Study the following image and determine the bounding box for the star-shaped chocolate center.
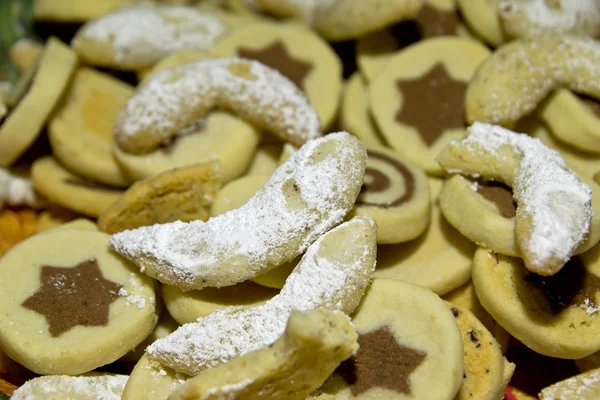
[237,41,313,91]
[335,326,427,395]
[476,180,517,219]
[22,259,122,337]
[395,63,467,147]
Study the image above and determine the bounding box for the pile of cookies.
[2,0,600,399]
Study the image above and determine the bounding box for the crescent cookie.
[466,35,600,127]
[110,132,366,291]
[456,0,507,47]
[437,123,593,276]
[210,22,342,130]
[114,57,321,154]
[369,37,490,175]
[539,368,600,400]
[71,4,228,71]
[146,216,377,375]
[122,354,187,400]
[0,168,41,210]
[11,374,128,400]
[340,73,384,147]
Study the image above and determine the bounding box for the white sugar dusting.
[540,368,600,399]
[0,168,40,210]
[11,374,128,400]
[205,378,254,398]
[145,217,376,375]
[118,273,151,310]
[581,298,600,315]
[452,123,592,271]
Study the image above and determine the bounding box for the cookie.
[472,245,600,359]
[137,49,214,85]
[0,229,158,375]
[147,216,377,375]
[31,157,123,218]
[48,67,133,187]
[50,218,98,233]
[0,38,77,167]
[9,38,43,73]
[244,144,280,177]
[11,374,128,400]
[122,354,186,400]
[111,132,367,291]
[122,309,179,363]
[449,304,514,400]
[72,4,228,70]
[340,73,384,148]
[170,309,357,400]
[314,278,464,399]
[98,161,220,234]
[369,37,490,175]
[539,368,600,400]
[0,168,41,210]
[210,22,342,130]
[456,0,506,47]
[33,0,134,22]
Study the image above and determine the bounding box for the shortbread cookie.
[0,229,158,374]
[170,310,357,400]
[466,36,600,127]
[369,37,490,175]
[114,58,321,154]
[472,246,600,359]
[499,0,600,40]
[437,123,593,276]
[49,67,133,187]
[576,350,600,373]
[98,161,220,234]
[33,0,134,21]
[245,145,280,177]
[123,354,187,400]
[123,310,179,363]
[112,111,260,183]
[111,132,366,291]
[11,374,128,400]
[147,216,377,375]
[315,278,464,400]
[0,168,41,210]
[9,38,43,73]
[456,0,506,47]
[210,22,341,130]
[348,148,430,244]
[72,4,227,70]
[0,38,77,167]
[340,73,384,147]
[539,368,600,400]
[449,304,514,400]
[31,157,123,218]
[137,49,214,85]
[50,218,98,232]
[162,281,277,325]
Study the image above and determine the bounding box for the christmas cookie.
[9,38,43,73]
[48,67,133,187]
[211,22,341,130]
[122,309,179,363]
[369,37,490,175]
[472,245,600,359]
[11,374,128,400]
[456,0,506,47]
[539,368,600,400]
[137,49,213,85]
[51,218,98,232]
[122,354,186,400]
[98,161,220,234]
[340,73,384,148]
[0,168,41,210]
[110,132,367,291]
[0,38,77,167]
[0,229,158,375]
[33,0,134,22]
[245,145,280,177]
[31,157,123,218]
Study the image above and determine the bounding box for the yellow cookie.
[122,309,179,363]
[456,0,507,47]
[539,368,600,400]
[244,144,280,177]
[122,354,187,400]
[33,0,135,21]
[11,374,129,400]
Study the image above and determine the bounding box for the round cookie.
[210,22,341,130]
[315,278,464,400]
[0,229,158,375]
[348,147,431,244]
[456,0,506,47]
[33,0,135,22]
[0,38,77,167]
[112,111,260,183]
[137,49,214,85]
[369,37,490,175]
[121,309,179,363]
[472,245,600,359]
[49,67,133,187]
[122,353,186,400]
[31,157,124,218]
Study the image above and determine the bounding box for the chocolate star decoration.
[336,326,427,396]
[395,63,467,147]
[237,41,313,91]
[22,259,122,337]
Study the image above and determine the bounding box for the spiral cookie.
[369,37,490,174]
[11,374,128,400]
[111,132,366,290]
[114,58,321,154]
[437,123,593,276]
[466,35,600,127]
[147,216,377,375]
[456,0,506,47]
[72,4,228,70]
[340,73,384,147]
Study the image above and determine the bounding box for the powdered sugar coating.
[110,132,366,290]
[114,57,321,154]
[11,374,128,400]
[146,216,377,375]
[0,168,40,210]
[539,368,600,399]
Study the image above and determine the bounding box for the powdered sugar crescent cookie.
[539,368,600,400]
[314,278,464,400]
[110,132,366,291]
[98,161,220,234]
[210,22,342,130]
[472,245,600,359]
[0,38,77,167]
[49,67,133,187]
[11,374,128,400]
[340,73,384,148]
[466,36,600,127]
[170,309,357,400]
[0,229,158,375]
[456,0,506,47]
[369,37,490,175]
[0,168,41,210]
[33,0,134,22]
[147,216,377,375]
[72,4,228,70]
[437,123,593,276]
[114,57,321,154]
[123,353,187,400]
